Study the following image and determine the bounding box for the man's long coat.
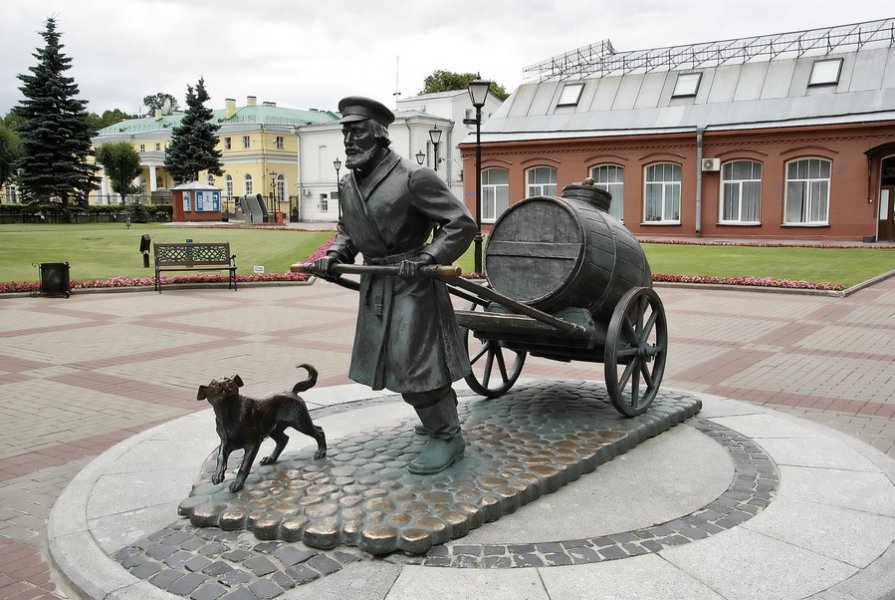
[327,149,477,393]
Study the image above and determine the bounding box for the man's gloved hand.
[311,254,341,278]
[398,253,435,279]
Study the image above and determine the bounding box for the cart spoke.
[643,307,658,339]
[636,296,648,336]
[470,344,489,365]
[493,346,510,383]
[640,360,654,389]
[621,318,640,346]
[617,357,638,390]
[630,367,641,407]
[482,349,495,386]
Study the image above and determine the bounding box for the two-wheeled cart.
[293,183,668,417]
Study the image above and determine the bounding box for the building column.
[149,165,158,192]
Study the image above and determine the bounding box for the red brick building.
[462,19,895,242]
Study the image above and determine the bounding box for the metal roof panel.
[612,74,644,110]
[634,72,666,108]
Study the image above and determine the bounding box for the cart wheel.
[604,287,667,417]
[460,301,526,398]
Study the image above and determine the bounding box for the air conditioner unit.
[702,158,721,172]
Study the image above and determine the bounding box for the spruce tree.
[164,78,223,184]
[15,17,99,207]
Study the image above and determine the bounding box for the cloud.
[2,0,892,116]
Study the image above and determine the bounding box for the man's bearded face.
[342,121,381,171]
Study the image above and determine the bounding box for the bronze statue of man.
[311,96,477,474]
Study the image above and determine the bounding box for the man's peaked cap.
[338,96,395,126]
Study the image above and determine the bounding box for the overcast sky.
[2,1,893,117]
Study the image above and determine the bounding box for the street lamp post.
[333,158,342,220]
[415,151,425,165]
[428,124,442,171]
[269,171,278,220]
[467,76,491,275]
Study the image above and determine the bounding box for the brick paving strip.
[1,276,892,598]
[113,385,777,598]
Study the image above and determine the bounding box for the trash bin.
[275,212,284,224]
[35,262,71,298]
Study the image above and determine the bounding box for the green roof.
[97,103,339,135]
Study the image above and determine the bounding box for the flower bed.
[651,273,844,291]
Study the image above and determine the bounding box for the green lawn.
[0,223,333,283]
[0,223,892,289]
[640,243,894,289]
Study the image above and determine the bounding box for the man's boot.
[408,391,465,474]
[412,393,459,435]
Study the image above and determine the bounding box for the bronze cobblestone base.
[178,381,701,555]
[112,383,784,598]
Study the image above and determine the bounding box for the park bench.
[153,242,237,292]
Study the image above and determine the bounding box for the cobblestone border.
[400,417,778,568]
[114,415,778,597]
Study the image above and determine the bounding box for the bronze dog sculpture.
[197,364,327,492]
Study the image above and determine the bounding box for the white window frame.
[244,174,253,195]
[557,83,584,107]
[672,72,702,97]
[643,163,681,223]
[784,158,831,225]
[277,174,286,201]
[809,58,842,86]
[275,136,285,149]
[526,166,557,197]
[224,137,232,150]
[481,168,509,223]
[590,164,624,221]
[242,135,250,149]
[206,174,215,186]
[719,160,762,224]
[224,174,233,200]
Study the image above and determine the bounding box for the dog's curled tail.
[293,363,318,393]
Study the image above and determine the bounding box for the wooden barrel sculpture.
[485,184,651,323]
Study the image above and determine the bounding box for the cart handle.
[291,261,589,338]
[290,262,461,278]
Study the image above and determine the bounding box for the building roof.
[398,90,469,103]
[482,18,895,142]
[96,103,338,137]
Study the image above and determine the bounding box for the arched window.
[590,164,624,221]
[526,166,557,197]
[644,163,681,223]
[244,174,253,195]
[277,174,286,202]
[206,174,215,186]
[785,158,830,224]
[224,174,233,200]
[481,168,509,222]
[720,160,762,224]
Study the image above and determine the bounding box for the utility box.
[172,181,223,222]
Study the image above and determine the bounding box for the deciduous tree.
[143,92,179,115]
[0,120,21,193]
[420,70,509,101]
[86,108,137,133]
[95,142,142,204]
[15,17,99,207]
[163,77,222,184]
